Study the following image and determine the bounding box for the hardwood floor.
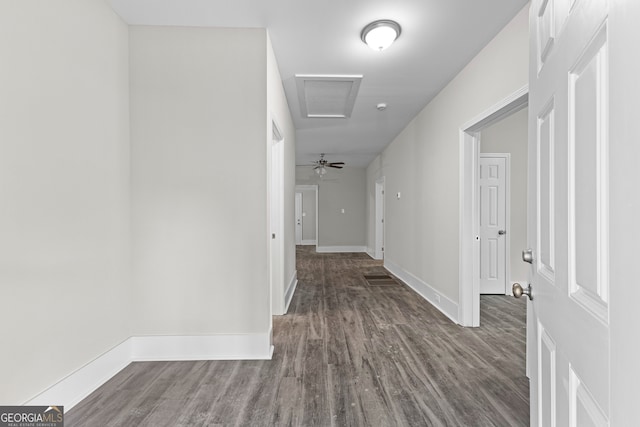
[67,247,529,426]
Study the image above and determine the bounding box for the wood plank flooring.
[66,247,529,426]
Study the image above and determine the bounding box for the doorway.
[270,121,285,315]
[459,85,528,327]
[295,185,318,248]
[479,154,510,294]
[374,177,385,260]
[295,192,303,245]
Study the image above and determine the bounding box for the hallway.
[67,248,528,426]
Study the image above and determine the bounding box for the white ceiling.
[109,0,528,167]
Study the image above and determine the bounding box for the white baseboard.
[284,270,298,313]
[25,338,132,410]
[384,259,459,324]
[131,333,273,361]
[301,239,316,245]
[24,332,273,410]
[316,245,367,253]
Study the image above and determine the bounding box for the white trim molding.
[23,332,273,410]
[25,338,132,410]
[301,239,316,245]
[384,259,459,324]
[316,245,367,253]
[131,333,273,361]
[374,177,386,260]
[284,270,298,313]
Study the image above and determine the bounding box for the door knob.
[498,229,507,235]
[512,283,533,300]
[522,248,534,264]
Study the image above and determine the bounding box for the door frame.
[294,192,303,245]
[458,85,528,327]
[374,177,385,260]
[295,184,318,248]
[479,153,511,295]
[270,119,285,315]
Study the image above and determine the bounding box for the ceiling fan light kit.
[361,19,401,51]
[312,153,345,177]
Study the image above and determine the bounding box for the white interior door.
[295,192,303,245]
[479,155,507,294]
[527,0,610,425]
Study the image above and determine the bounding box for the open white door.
[526,0,611,424]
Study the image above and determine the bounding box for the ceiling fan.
[312,153,344,176]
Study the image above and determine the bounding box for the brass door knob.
[513,283,533,300]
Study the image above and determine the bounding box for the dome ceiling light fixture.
[361,19,401,51]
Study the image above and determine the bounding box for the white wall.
[366,6,529,306]
[130,27,270,335]
[0,4,294,406]
[296,167,366,249]
[0,0,131,404]
[480,107,528,285]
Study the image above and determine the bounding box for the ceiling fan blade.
[328,162,344,166]
[329,165,343,169]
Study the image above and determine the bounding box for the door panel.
[538,322,556,426]
[568,22,609,323]
[537,101,555,283]
[528,0,610,425]
[569,367,608,427]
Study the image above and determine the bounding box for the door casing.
[270,120,285,315]
[294,192,303,245]
[459,85,528,326]
[374,177,385,260]
[295,184,318,248]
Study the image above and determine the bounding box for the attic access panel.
[295,74,363,118]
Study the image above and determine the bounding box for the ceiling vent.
[295,74,363,118]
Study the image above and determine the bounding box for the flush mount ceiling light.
[361,20,401,51]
